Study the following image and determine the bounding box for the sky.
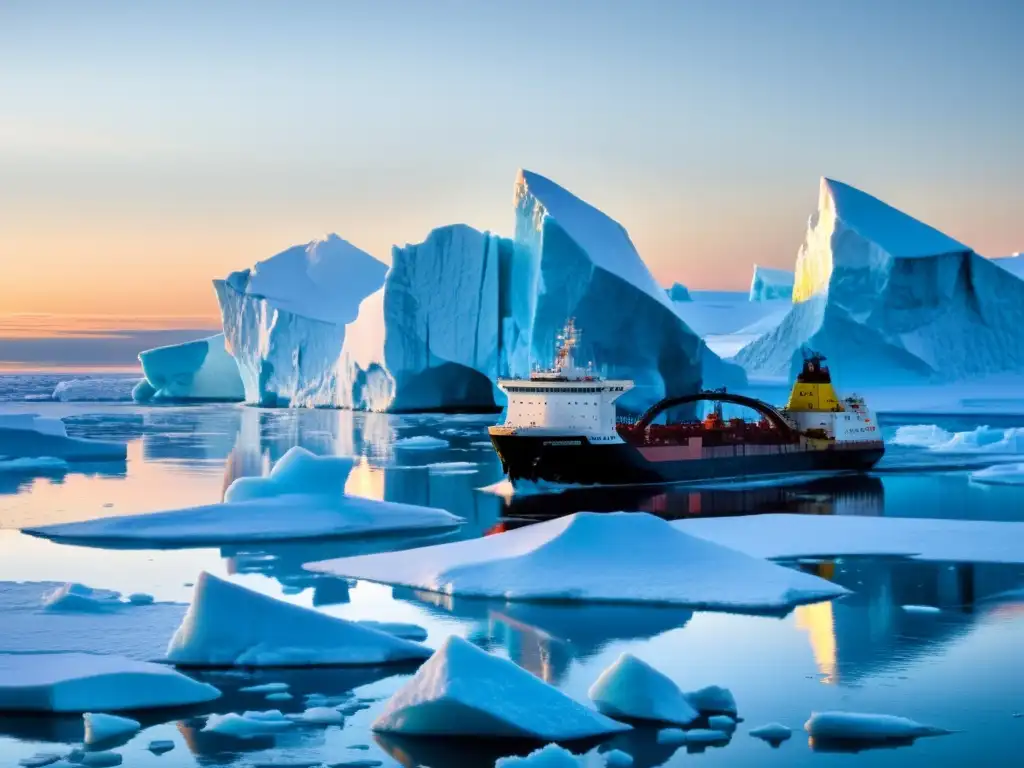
[1,0,1022,334]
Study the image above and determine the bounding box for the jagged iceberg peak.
[749,265,793,302]
[232,233,387,324]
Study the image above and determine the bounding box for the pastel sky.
[2,0,1022,325]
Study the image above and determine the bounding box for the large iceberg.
[216,234,388,407]
[992,253,1024,279]
[134,333,244,403]
[336,224,510,412]
[0,414,126,462]
[749,265,794,301]
[735,178,1024,384]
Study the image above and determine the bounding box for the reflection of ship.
[489,321,884,486]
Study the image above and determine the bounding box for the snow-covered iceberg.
[505,171,743,409]
[134,333,243,403]
[216,234,388,407]
[336,224,509,412]
[0,414,126,463]
[166,571,432,667]
[24,446,462,546]
[0,652,220,712]
[666,282,692,302]
[735,178,1024,384]
[372,635,630,739]
[588,653,698,726]
[749,265,794,302]
[306,512,847,610]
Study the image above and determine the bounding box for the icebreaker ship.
[134,333,244,402]
[337,224,511,412]
[215,234,387,407]
[504,170,743,411]
[735,178,1024,385]
[749,265,794,301]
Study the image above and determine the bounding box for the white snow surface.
[970,463,1024,486]
[25,446,462,545]
[165,571,432,667]
[677,513,1024,564]
[0,413,126,462]
[735,177,1024,385]
[83,712,140,745]
[749,265,794,302]
[588,653,698,725]
[51,378,138,402]
[216,234,387,407]
[135,333,243,402]
[805,711,949,742]
[0,652,220,712]
[891,424,1024,453]
[372,635,631,740]
[306,512,847,610]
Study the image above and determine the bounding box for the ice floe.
[588,653,698,726]
[677,513,1024,564]
[306,512,846,610]
[805,711,950,745]
[147,740,175,754]
[238,682,290,694]
[41,583,124,613]
[25,446,462,546]
[165,572,432,667]
[494,744,586,767]
[0,652,220,712]
[83,712,140,745]
[202,709,295,738]
[970,463,1024,486]
[749,722,792,744]
[51,378,138,402]
[0,413,126,462]
[394,435,449,450]
[372,635,631,740]
[892,424,1024,453]
[288,705,345,724]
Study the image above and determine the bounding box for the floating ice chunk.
[685,685,737,716]
[0,457,68,472]
[288,706,345,725]
[202,710,294,738]
[805,711,950,744]
[127,593,154,606]
[681,729,731,745]
[0,413,126,462]
[372,635,630,740]
[677,513,1024,564]
[166,572,432,667]
[394,435,449,450]
[0,652,220,712]
[239,682,290,693]
[970,463,1024,486]
[890,424,954,448]
[602,750,634,768]
[42,583,122,613]
[147,740,175,754]
[667,282,692,302]
[588,653,698,725]
[749,722,792,744]
[495,744,585,767]
[26,447,462,546]
[51,378,138,402]
[426,461,479,475]
[655,728,687,745]
[83,712,141,745]
[901,604,941,614]
[78,752,123,767]
[17,753,62,767]
[307,512,845,610]
[355,621,428,641]
[708,715,737,732]
[135,333,244,403]
[266,692,292,701]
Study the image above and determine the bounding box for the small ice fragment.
[749,722,792,744]
[147,739,175,754]
[202,710,294,737]
[685,685,737,715]
[805,711,950,743]
[83,712,140,745]
[289,706,345,724]
[18,754,62,768]
[266,692,292,701]
[395,435,449,450]
[239,682,290,693]
[901,604,941,614]
[79,752,123,767]
[603,749,634,767]
[42,583,122,613]
[708,714,737,732]
[655,728,687,745]
[128,593,155,606]
[588,652,698,725]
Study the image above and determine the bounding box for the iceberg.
[684,685,737,716]
[805,711,949,745]
[992,253,1024,279]
[0,652,220,712]
[749,265,794,302]
[666,282,692,302]
[337,224,509,412]
[0,414,126,462]
[505,170,742,410]
[216,234,388,407]
[305,512,847,610]
[83,713,140,745]
[736,178,1024,385]
[42,583,124,613]
[372,635,631,740]
[588,653,698,726]
[676,513,1024,564]
[25,446,463,546]
[165,571,433,667]
[134,333,244,403]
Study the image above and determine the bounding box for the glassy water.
[1,401,1023,767]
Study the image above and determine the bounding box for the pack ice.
[165,571,432,667]
[305,512,847,610]
[133,333,243,403]
[0,414,126,462]
[749,265,795,302]
[735,177,1024,385]
[24,446,463,546]
[216,234,388,407]
[0,652,220,712]
[372,635,630,739]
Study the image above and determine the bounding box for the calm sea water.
[1,396,1023,767]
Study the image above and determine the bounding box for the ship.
[488,319,884,486]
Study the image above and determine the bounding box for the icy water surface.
[1,401,1024,766]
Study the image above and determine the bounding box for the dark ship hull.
[489,431,885,486]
